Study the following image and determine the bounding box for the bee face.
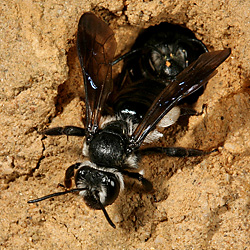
[75,165,121,209]
[150,44,188,78]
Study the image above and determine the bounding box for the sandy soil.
[1,0,250,249]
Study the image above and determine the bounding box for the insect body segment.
[28,12,231,228]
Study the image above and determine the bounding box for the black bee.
[115,22,208,82]
[112,21,208,109]
[28,12,231,228]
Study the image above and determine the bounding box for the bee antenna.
[27,188,87,203]
[93,191,116,229]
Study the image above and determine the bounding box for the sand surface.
[1,0,250,249]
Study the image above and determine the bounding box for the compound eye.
[101,173,120,206]
[150,50,163,73]
[174,47,188,67]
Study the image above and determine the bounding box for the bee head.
[75,165,122,209]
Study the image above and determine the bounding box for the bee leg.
[121,170,153,192]
[40,126,85,136]
[180,104,207,117]
[187,38,209,53]
[139,146,217,157]
[112,49,141,66]
[64,163,82,188]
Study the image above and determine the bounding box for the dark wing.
[131,48,231,148]
[77,12,117,139]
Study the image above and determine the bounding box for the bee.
[28,12,231,228]
[112,21,208,108]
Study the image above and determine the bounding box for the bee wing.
[131,48,231,148]
[77,13,117,138]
